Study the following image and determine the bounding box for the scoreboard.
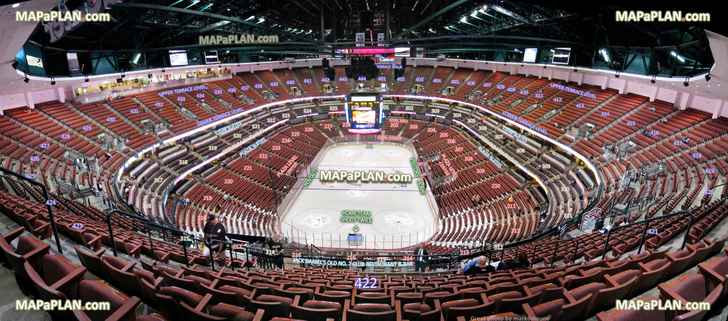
[345,93,384,134]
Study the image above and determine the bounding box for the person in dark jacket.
[514,252,530,268]
[414,247,429,272]
[203,214,227,260]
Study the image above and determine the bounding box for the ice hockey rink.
[281,142,438,249]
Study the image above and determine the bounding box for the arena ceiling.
[15,0,725,76]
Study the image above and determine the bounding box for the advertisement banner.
[23,43,46,76]
[355,32,366,47]
[377,33,385,47]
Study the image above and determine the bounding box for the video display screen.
[523,48,538,63]
[352,109,376,127]
[346,94,382,132]
[169,50,189,66]
[552,47,571,65]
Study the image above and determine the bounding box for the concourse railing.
[103,208,189,258]
[0,168,64,254]
[103,206,276,271]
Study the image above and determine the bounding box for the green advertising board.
[340,209,373,224]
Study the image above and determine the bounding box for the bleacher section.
[0,180,726,321]
[0,66,724,251]
[1,63,728,321]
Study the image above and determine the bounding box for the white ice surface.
[281,143,437,249]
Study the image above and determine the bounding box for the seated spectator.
[513,252,529,268]
[497,259,516,271]
[463,256,494,275]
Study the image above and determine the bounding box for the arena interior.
[1,1,727,321]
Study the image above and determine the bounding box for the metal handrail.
[103,206,275,269]
[0,168,63,254]
[104,207,188,260]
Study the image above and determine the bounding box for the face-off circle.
[382,211,415,226]
[300,211,331,229]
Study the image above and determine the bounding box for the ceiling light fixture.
[670,50,686,63]
[599,48,610,63]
